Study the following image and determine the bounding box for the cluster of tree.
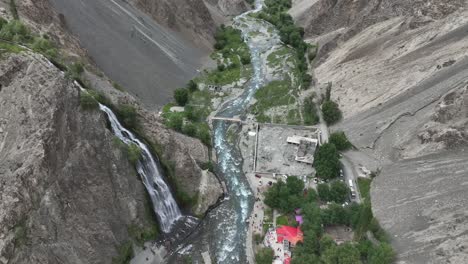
[317,181,350,204]
[314,143,341,179]
[329,131,353,151]
[255,248,274,264]
[214,25,242,51]
[166,113,211,146]
[291,199,395,264]
[321,83,343,125]
[264,177,306,213]
[303,95,319,125]
[258,0,312,89]
[173,80,198,106]
[322,100,342,125]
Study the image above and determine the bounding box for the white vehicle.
[348,179,354,188]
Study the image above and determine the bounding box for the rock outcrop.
[83,71,224,217]
[0,53,152,263]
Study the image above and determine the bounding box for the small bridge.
[210,117,243,123]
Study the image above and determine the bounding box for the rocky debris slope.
[291,0,468,263]
[0,53,152,264]
[84,71,223,217]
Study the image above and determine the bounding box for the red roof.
[284,257,291,264]
[276,226,304,246]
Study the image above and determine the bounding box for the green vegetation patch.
[329,131,352,151]
[357,177,372,203]
[252,80,296,122]
[127,223,158,247]
[112,241,134,264]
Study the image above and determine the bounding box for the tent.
[276,226,304,246]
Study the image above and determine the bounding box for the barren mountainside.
[292,0,468,263]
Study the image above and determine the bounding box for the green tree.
[241,55,251,65]
[187,80,198,92]
[314,143,340,179]
[329,131,352,151]
[167,114,183,132]
[197,124,212,146]
[291,253,320,264]
[255,248,274,264]
[368,243,395,264]
[302,202,323,236]
[322,100,342,125]
[319,235,336,253]
[321,243,362,264]
[174,88,189,106]
[329,181,350,203]
[286,176,304,194]
[182,123,197,137]
[317,183,330,201]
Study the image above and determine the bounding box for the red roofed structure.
[276,226,304,246]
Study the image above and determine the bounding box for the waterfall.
[99,104,182,233]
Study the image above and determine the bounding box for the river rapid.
[177,1,282,262]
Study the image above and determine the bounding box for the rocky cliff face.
[292,0,468,263]
[0,53,152,263]
[83,71,223,217]
[130,0,248,49]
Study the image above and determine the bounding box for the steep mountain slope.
[0,53,151,263]
[131,0,249,49]
[292,1,468,263]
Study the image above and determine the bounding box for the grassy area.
[357,178,372,202]
[0,41,23,54]
[276,215,289,226]
[267,46,294,68]
[252,80,296,123]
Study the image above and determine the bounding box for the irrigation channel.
[173,1,283,262]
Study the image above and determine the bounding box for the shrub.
[182,123,197,137]
[217,64,225,72]
[329,131,352,151]
[197,124,212,146]
[66,62,84,80]
[166,114,183,132]
[127,224,158,246]
[174,88,189,106]
[199,161,214,172]
[126,143,142,165]
[322,100,342,125]
[116,104,139,130]
[241,55,251,65]
[0,20,29,42]
[80,92,98,110]
[112,241,134,264]
[187,80,198,92]
[31,37,57,58]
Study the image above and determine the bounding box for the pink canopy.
[295,215,303,224]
